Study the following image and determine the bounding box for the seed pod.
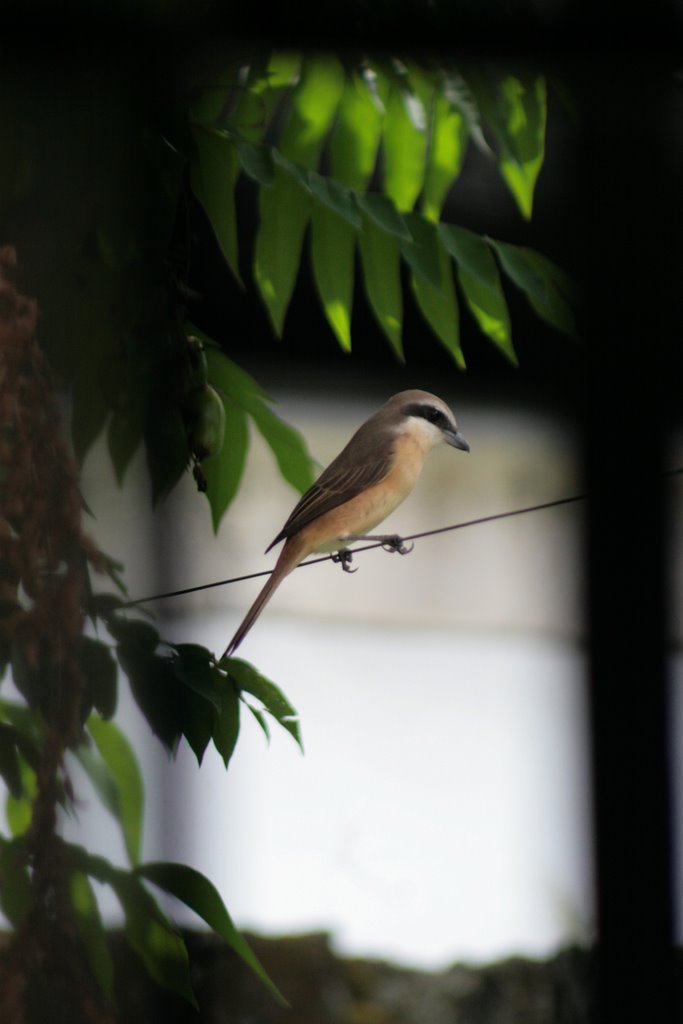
[189,384,225,461]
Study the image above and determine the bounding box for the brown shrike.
[223,390,469,657]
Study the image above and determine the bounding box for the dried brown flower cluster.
[0,246,105,738]
[0,248,112,1024]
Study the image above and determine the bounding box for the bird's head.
[389,390,470,453]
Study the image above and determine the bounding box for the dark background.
[3,3,683,1020]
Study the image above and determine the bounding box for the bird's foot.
[380,534,414,556]
[332,549,357,573]
[348,533,414,556]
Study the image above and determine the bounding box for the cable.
[118,492,584,608]
[118,467,682,610]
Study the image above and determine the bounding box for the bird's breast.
[306,434,426,553]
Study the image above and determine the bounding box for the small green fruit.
[189,384,225,461]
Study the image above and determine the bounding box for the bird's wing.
[265,449,393,552]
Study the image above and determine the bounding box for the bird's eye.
[427,407,442,424]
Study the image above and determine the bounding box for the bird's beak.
[445,429,470,452]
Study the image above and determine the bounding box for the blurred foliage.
[0,46,576,1017]
[190,53,574,371]
[1,49,573,533]
[1,583,298,1010]
[0,248,297,1013]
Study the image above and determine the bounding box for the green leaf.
[331,71,384,191]
[117,644,184,753]
[308,172,361,229]
[422,93,468,222]
[206,348,317,495]
[279,55,344,168]
[469,72,546,220]
[440,224,515,363]
[212,676,240,769]
[204,343,267,400]
[170,647,221,765]
[0,724,22,797]
[191,127,242,285]
[87,716,144,866]
[224,658,303,752]
[247,704,271,743]
[189,81,233,127]
[5,793,32,837]
[107,406,144,486]
[382,81,428,212]
[70,870,115,1001]
[263,52,302,92]
[249,54,348,342]
[229,56,300,145]
[355,192,412,242]
[400,212,442,290]
[201,395,249,533]
[5,755,37,836]
[86,592,128,622]
[205,348,315,496]
[114,639,220,767]
[236,139,275,185]
[171,644,222,711]
[144,400,190,505]
[0,699,43,743]
[310,203,355,352]
[103,557,128,598]
[271,149,312,193]
[138,861,288,1007]
[79,636,118,721]
[113,872,197,1008]
[76,742,119,818]
[441,68,491,156]
[106,617,159,651]
[0,836,31,926]
[254,166,310,336]
[523,246,576,303]
[179,687,215,766]
[357,215,404,360]
[488,238,576,336]
[411,246,465,368]
[497,75,546,220]
[249,398,316,494]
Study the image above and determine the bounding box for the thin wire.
[119,492,584,608]
[118,466,683,610]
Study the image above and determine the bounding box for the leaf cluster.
[0,65,317,534]
[68,310,316,531]
[0,585,301,1009]
[104,604,302,765]
[71,316,316,533]
[189,54,575,370]
[1,51,574,538]
[193,348,316,532]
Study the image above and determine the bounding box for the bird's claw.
[333,549,357,573]
[381,535,414,556]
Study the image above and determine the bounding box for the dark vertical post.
[580,57,677,1021]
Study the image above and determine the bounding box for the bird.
[222,390,469,657]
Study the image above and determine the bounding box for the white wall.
[7,391,598,965]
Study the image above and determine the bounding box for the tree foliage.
[189,54,574,376]
[0,254,298,1015]
[0,47,575,1020]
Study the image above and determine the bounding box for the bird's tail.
[221,539,301,659]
